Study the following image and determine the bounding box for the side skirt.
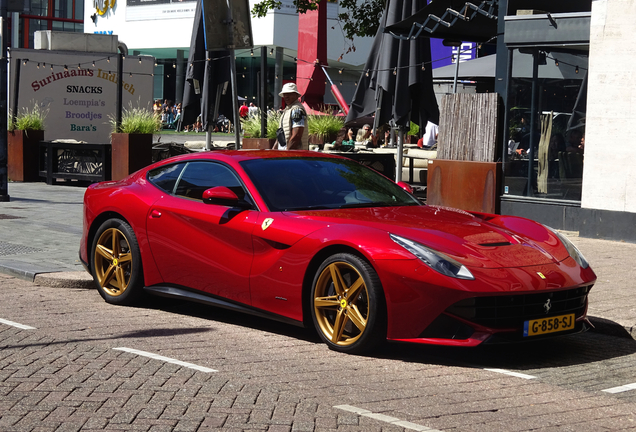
[144,285,305,328]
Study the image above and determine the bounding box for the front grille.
[446,286,592,329]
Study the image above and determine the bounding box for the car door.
[146,160,257,305]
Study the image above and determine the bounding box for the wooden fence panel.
[438,93,499,162]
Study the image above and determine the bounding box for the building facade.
[497,0,636,242]
[82,0,374,108]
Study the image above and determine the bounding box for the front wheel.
[91,218,144,305]
[311,253,386,354]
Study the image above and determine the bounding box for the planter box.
[309,133,337,145]
[427,160,502,214]
[8,130,44,182]
[242,138,275,149]
[111,133,154,181]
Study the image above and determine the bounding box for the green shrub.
[10,104,47,131]
[308,114,345,141]
[110,103,161,134]
[242,111,281,139]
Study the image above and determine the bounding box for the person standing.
[275,83,308,150]
[239,102,249,119]
[248,102,258,117]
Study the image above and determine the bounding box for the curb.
[33,271,94,289]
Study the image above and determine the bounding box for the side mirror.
[397,181,413,194]
[202,186,250,209]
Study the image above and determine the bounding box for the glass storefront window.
[504,48,588,202]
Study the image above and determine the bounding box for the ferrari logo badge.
[544,299,552,314]
[537,272,546,279]
[261,218,274,230]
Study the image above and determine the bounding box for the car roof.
[161,150,347,165]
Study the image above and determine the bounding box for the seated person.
[565,130,584,154]
[331,128,356,151]
[356,124,378,148]
[418,121,438,148]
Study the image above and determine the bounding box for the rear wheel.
[91,218,144,305]
[311,253,386,354]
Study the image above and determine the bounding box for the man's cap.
[279,82,301,97]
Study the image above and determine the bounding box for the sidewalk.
[1,180,635,340]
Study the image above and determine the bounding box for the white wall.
[84,0,372,66]
[582,0,636,213]
[85,1,196,50]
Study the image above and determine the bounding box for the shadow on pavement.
[117,293,636,370]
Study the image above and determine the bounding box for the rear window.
[147,163,185,193]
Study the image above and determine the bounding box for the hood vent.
[478,241,512,247]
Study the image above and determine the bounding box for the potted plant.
[110,104,161,181]
[308,114,345,145]
[8,104,47,182]
[241,111,280,149]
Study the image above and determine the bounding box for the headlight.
[544,225,590,268]
[546,226,589,269]
[390,234,474,280]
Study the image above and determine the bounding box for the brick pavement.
[1,274,636,431]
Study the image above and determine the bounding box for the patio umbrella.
[346,0,439,181]
[180,0,233,132]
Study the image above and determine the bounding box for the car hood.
[289,205,569,269]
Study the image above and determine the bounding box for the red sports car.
[80,150,596,353]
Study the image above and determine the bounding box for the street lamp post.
[0,0,9,202]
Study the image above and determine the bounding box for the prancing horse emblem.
[261,218,274,230]
[543,299,552,314]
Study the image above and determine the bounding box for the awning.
[432,54,496,79]
[385,0,499,43]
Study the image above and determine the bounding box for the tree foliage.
[251,0,384,41]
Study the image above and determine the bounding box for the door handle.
[150,210,162,218]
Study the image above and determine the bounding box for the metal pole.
[452,48,461,94]
[11,60,20,133]
[203,51,212,151]
[274,47,283,110]
[260,46,266,139]
[0,2,10,202]
[226,0,241,149]
[116,53,123,132]
[527,50,539,197]
[396,127,404,183]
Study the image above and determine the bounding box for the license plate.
[523,313,575,337]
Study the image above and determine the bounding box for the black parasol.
[346,0,439,130]
[180,0,233,131]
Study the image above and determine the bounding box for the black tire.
[310,253,386,354]
[90,218,144,305]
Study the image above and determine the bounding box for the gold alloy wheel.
[313,261,370,347]
[93,227,133,296]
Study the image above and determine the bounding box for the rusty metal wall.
[427,160,502,214]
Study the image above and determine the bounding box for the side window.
[148,163,186,193]
[175,161,248,202]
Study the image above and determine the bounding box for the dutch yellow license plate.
[523,313,575,337]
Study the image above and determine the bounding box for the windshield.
[240,157,421,212]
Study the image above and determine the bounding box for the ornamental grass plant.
[10,103,48,132]
[110,103,162,135]
[242,111,281,139]
[308,114,345,142]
